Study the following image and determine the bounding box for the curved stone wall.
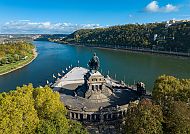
[66,101,139,122]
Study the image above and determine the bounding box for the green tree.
[63,21,190,53]
[1,58,7,64]
[33,86,67,119]
[7,56,14,63]
[122,99,163,134]
[163,100,190,134]
[34,86,70,134]
[68,120,88,134]
[0,84,88,134]
[0,84,39,134]
[152,75,190,104]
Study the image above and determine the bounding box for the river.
[0,41,190,92]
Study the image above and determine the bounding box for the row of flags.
[46,64,73,85]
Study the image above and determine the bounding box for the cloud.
[145,1,159,12]
[128,14,133,18]
[145,1,178,13]
[1,20,103,34]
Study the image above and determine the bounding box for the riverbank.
[53,41,190,58]
[0,48,38,76]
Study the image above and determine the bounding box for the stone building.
[52,53,145,124]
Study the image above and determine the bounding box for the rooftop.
[53,67,88,90]
[53,66,140,112]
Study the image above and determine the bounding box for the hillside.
[62,21,190,53]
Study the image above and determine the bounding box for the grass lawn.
[0,53,35,75]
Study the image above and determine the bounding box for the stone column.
[69,112,72,119]
[94,114,96,121]
[106,114,109,120]
[74,113,76,119]
[110,114,113,119]
[83,114,87,120]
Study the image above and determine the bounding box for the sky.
[0,0,190,34]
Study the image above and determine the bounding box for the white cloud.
[129,14,133,18]
[164,4,177,12]
[145,1,178,13]
[145,1,159,12]
[1,20,103,34]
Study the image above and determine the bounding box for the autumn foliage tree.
[0,84,88,134]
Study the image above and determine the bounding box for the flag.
[66,68,68,71]
[62,70,65,73]
[46,80,49,84]
[58,73,61,77]
[69,66,70,69]
[53,74,56,79]
[154,34,158,41]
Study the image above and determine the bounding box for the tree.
[152,75,190,104]
[34,86,69,134]
[1,58,7,64]
[33,86,67,119]
[36,112,69,134]
[163,100,190,134]
[0,41,35,66]
[0,84,88,134]
[68,120,88,134]
[7,56,14,63]
[0,84,39,134]
[122,99,163,134]
[63,21,190,53]
[152,75,190,134]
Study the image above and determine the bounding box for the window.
[99,85,102,90]
[92,85,94,90]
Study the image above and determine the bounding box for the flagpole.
[77,60,79,67]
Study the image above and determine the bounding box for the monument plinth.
[52,53,146,123]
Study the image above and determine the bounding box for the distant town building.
[165,19,190,27]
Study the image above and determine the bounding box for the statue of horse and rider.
[88,53,100,72]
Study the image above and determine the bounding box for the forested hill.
[63,21,190,53]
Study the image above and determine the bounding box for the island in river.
[0,42,37,76]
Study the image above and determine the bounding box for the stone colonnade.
[68,110,127,122]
